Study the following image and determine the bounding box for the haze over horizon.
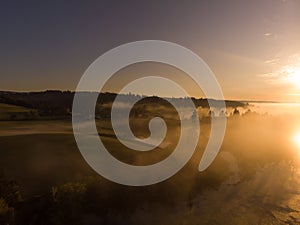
[1,0,300,102]
[2,2,300,224]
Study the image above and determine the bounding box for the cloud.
[264,33,272,37]
[259,54,300,86]
[264,58,279,65]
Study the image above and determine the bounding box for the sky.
[1,0,300,101]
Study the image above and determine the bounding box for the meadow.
[1,100,300,224]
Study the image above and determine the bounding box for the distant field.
[0,103,37,120]
[0,103,34,112]
[0,120,72,136]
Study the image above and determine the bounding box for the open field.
[1,108,300,224]
[0,103,37,120]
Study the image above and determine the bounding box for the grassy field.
[0,118,223,197]
[1,112,299,224]
[0,133,95,195]
[0,103,37,120]
[0,113,294,196]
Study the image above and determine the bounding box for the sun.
[293,132,300,149]
[286,64,300,89]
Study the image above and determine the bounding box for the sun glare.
[286,63,300,89]
[293,132,300,149]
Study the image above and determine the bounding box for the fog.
[120,103,300,225]
[2,103,300,224]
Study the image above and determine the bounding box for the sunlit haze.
[2,1,300,224]
[0,1,299,102]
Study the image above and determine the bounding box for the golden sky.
[0,1,299,102]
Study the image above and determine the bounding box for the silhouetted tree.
[233,108,240,116]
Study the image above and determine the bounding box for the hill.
[0,90,247,120]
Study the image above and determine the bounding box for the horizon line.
[1,89,300,104]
